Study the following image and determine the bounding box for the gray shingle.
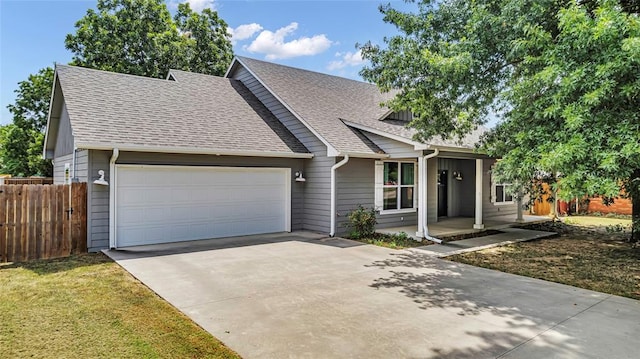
[236,56,485,152]
[55,65,308,155]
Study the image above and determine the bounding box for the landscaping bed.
[354,229,504,249]
[448,220,640,300]
[0,254,240,359]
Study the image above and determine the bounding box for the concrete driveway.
[106,232,639,359]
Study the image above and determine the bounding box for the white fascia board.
[340,151,390,159]
[231,57,339,157]
[341,120,428,150]
[427,144,484,155]
[42,71,60,158]
[223,57,239,78]
[75,143,314,159]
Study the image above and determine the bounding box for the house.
[43,57,518,251]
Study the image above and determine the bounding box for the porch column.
[474,158,484,229]
[416,155,425,238]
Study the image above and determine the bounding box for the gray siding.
[52,149,88,185]
[53,153,73,184]
[482,159,517,218]
[387,110,412,122]
[427,157,438,223]
[87,150,111,251]
[363,132,420,158]
[231,65,333,234]
[336,158,417,236]
[86,150,306,251]
[53,104,74,158]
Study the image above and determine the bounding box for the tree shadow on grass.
[0,252,112,275]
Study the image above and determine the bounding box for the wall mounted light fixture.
[93,170,109,186]
[453,171,463,181]
[295,171,306,182]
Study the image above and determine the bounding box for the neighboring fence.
[3,177,54,185]
[0,183,87,263]
[587,196,632,215]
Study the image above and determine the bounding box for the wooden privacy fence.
[3,177,54,185]
[0,183,87,263]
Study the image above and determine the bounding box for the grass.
[448,220,640,300]
[0,253,240,359]
[354,232,426,249]
[561,215,632,228]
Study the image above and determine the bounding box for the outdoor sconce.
[453,171,463,181]
[93,170,109,186]
[295,171,306,182]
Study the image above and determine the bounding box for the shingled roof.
[48,65,309,157]
[234,56,485,153]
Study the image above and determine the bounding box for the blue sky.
[0,0,416,125]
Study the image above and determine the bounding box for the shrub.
[346,205,377,239]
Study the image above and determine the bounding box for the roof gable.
[231,56,396,156]
[230,56,486,154]
[46,65,309,157]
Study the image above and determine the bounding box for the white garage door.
[115,165,290,247]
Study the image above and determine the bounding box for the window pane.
[401,163,414,185]
[401,187,414,209]
[496,185,504,203]
[505,186,513,202]
[383,188,398,210]
[384,162,398,185]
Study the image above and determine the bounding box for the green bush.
[346,205,377,239]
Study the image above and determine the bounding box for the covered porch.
[378,214,549,239]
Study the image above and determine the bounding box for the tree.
[360,0,640,241]
[487,1,640,240]
[65,0,233,78]
[174,3,234,76]
[1,67,54,176]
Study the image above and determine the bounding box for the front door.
[438,170,448,217]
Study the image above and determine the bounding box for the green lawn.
[0,254,240,359]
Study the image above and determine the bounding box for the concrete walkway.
[412,228,557,258]
[106,232,640,359]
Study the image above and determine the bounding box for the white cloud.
[228,23,263,44]
[327,50,365,71]
[170,0,216,12]
[245,22,333,60]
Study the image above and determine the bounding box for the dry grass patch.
[0,253,240,359]
[448,222,640,300]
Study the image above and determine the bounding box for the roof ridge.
[56,64,173,83]
[236,56,378,88]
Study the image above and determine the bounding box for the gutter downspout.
[330,154,350,237]
[108,148,120,249]
[72,147,77,181]
[422,149,441,244]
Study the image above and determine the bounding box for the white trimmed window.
[493,183,514,204]
[375,161,417,212]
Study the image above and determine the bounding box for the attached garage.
[114,165,291,248]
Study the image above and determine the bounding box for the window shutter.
[413,162,418,208]
[374,161,384,210]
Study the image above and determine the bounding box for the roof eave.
[427,144,482,154]
[341,120,428,151]
[338,151,390,159]
[42,70,60,159]
[75,142,314,159]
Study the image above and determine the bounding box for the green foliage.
[2,67,54,177]
[346,205,377,239]
[361,0,640,241]
[605,223,628,233]
[65,0,233,78]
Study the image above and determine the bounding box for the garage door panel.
[116,166,289,247]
